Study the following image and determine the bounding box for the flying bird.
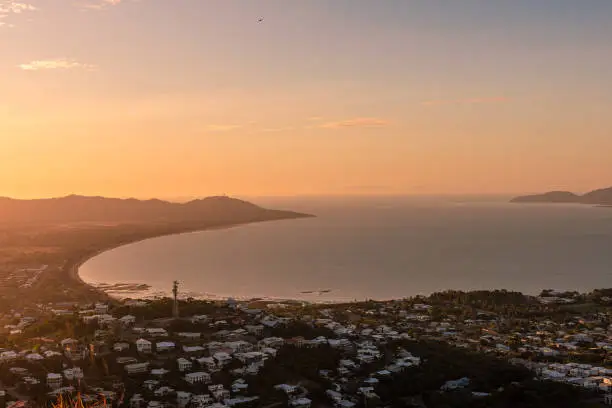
[258,17,264,22]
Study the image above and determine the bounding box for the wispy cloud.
[320,117,390,129]
[0,1,37,14]
[205,124,242,132]
[421,97,509,106]
[258,126,295,133]
[80,0,141,10]
[18,58,96,71]
[0,1,37,28]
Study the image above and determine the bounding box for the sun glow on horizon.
[1,1,611,198]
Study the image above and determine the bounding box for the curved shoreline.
[67,216,313,303]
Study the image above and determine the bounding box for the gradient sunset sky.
[1,0,611,199]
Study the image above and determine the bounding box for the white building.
[213,352,232,367]
[177,392,192,408]
[136,339,153,353]
[146,328,168,337]
[185,372,211,384]
[290,398,312,408]
[177,357,193,372]
[114,342,131,352]
[63,368,84,381]
[47,373,63,389]
[125,362,149,375]
[120,315,136,326]
[95,303,109,314]
[156,341,176,352]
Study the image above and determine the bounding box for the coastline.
[67,215,313,303]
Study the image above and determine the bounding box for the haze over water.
[79,197,612,302]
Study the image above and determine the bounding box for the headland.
[0,194,313,308]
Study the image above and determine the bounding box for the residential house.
[185,372,211,385]
[125,363,149,375]
[156,341,176,353]
[63,368,84,381]
[197,357,217,371]
[114,342,130,352]
[177,391,192,408]
[177,358,193,372]
[136,339,152,353]
[213,352,233,367]
[47,373,63,389]
[120,315,136,326]
[290,398,312,408]
[95,303,109,314]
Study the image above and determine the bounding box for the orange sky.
[1,1,611,198]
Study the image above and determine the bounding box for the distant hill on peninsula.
[0,195,311,224]
[511,187,612,205]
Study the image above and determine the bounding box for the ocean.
[78,196,612,303]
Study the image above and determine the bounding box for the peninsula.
[511,186,612,205]
[0,195,312,308]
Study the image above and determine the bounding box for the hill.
[0,195,311,224]
[511,187,612,205]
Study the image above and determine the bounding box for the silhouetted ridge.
[0,195,309,223]
[511,186,612,205]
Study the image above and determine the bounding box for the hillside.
[511,187,612,205]
[0,195,311,224]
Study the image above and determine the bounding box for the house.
[183,346,206,354]
[226,341,253,353]
[192,395,215,408]
[261,347,278,357]
[146,328,168,337]
[117,356,138,365]
[442,377,470,391]
[178,332,201,340]
[290,398,312,408]
[213,352,233,367]
[191,315,209,324]
[209,384,230,401]
[143,380,160,391]
[177,358,193,372]
[275,384,298,395]
[114,342,130,352]
[154,387,175,397]
[232,380,248,394]
[60,338,78,349]
[185,372,211,384]
[225,397,259,407]
[63,368,84,381]
[0,351,18,361]
[130,394,145,408]
[197,356,217,371]
[156,341,176,352]
[151,368,169,377]
[177,392,191,408]
[245,325,264,335]
[47,373,63,389]
[136,339,152,353]
[95,303,109,314]
[25,353,44,361]
[235,351,266,365]
[125,363,149,375]
[120,315,136,326]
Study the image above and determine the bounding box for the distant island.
[511,186,612,205]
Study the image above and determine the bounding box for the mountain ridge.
[0,195,312,224]
[511,187,612,205]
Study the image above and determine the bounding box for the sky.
[1,0,611,199]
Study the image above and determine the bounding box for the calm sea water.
[79,197,612,302]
